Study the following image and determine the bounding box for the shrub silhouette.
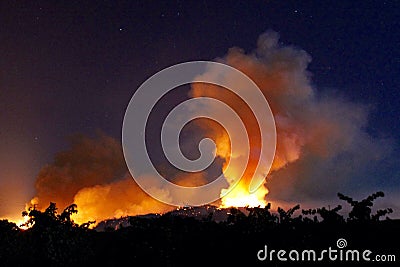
[338,191,392,222]
[246,204,278,225]
[277,204,301,224]
[302,205,344,224]
[0,192,396,266]
[18,202,95,266]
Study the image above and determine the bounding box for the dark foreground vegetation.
[1,192,399,266]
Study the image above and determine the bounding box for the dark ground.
[1,193,399,266]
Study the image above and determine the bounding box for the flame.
[0,214,30,230]
[69,176,172,226]
[221,183,269,208]
[2,197,38,230]
[14,216,30,230]
[2,31,382,226]
[215,131,270,208]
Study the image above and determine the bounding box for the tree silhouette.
[0,219,19,232]
[0,192,397,266]
[247,203,278,224]
[371,208,393,221]
[277,204,301,224]
[246,204,278,231]
[303,205,344,224]
[0,220,21,264]
[226,207,247,225]
[18,202,95,266]
[58,204,78,225]
[338,191,390,222]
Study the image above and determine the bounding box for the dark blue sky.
[0,1,399,215]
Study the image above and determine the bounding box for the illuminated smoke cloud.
[28,30,394,222]
[31,133,171,224]
[190,30,393,205]
[32,133,127,210]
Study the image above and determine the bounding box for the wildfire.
[1,198,38,230]
[2,213,31,230]
[213,126,271,208]
[14,216,30,230]
[220,182,269,208]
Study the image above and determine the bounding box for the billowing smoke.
[28,30,394,223]
[71,174,171,224]
[31,133,172,224]
[33,133,126,210]
[189,30,393,206]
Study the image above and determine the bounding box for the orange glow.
[209,118,270,208]
[69,177,172,226]
[221,182,269,208]
[2,200,35,230]
[0,214,30,230]
[14,216,30,230]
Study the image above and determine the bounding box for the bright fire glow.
[0,214,30,230]
[220,183,269,208]
[15,216,30,230]
[215,130,271,208]
[11,197,38,230]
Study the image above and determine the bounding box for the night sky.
[1,1,399,218]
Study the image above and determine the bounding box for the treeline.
[0,192,398,266]
[226,191,393,227]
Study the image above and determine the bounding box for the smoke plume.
[29,30,394,223]
[33,133,126,210]
[190,30,393,205]
[31,133,172,224]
